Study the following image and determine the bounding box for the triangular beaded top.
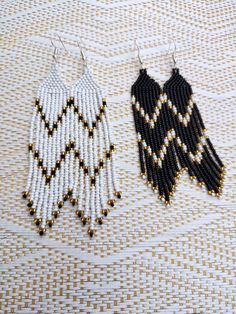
[131,68,225,205]
[22,65,121,237]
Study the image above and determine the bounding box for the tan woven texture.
[1,1,236,313]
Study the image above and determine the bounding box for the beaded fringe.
[131,68,225,205]
[22,65,121,236]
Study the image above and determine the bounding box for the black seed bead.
[92,121,96,128]
[34,150,39,158]
[53,122,57,129]
[91,177,96,186]
[79,160,84,168]
[61,152,65,160]
[38,159,43,167]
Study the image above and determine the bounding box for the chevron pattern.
[0,0,236,313]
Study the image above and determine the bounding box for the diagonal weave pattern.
[0,0,236,313]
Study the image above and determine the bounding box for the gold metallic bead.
[102,209,109,216]
[88,228,95,238]
[96,217,103,225]
[197,182,204,187]
[75,210,83,218]
[107,199,115,207]
[22,191,28,199]
[81,217,87,225]
[47,219,54,227]
[39,227,46,236]
[115,191,122,199]
[27,200,33,208]
[70,198,77,206]
[52,210,60,219]
[34,218,42,226]
[29,208,36,216]
[57,201,64,208]
[190,176,196,181]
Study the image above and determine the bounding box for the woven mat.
[1,1,236,313]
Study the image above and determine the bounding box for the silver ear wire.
[167,39,177,68]
[50,39,58,63]
[77,39,88,67]
[134,39,144,69]
[56,34,69,55]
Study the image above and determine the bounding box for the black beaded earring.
[131,40,225,205]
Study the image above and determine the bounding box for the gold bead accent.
[88,228,95,238]
[107,199,115,207]
[70,198,77,206]
[39,227,46,236]
[57,201,64,208]
[115,191,122,199]
[47,219,54,227]
[102,209,109,216]
[34,218,42,226]
[22,191,28,199]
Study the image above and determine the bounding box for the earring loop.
[134,39,144,69]
[50,39,59,63]
[167,39,177,68]
[77,38,88,67]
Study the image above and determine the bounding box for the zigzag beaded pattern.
[35,97,107,137]
[131,68,225,205]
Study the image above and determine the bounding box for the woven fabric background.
[0,1,236,313]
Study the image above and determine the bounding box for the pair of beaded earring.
[22,38,121,237]
[131,41,225,205]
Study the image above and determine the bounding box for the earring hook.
[56,34,69,55]
[167,39,177,68]
[50,39,58,63]
[134,39,144,69]
[77,39,87,66]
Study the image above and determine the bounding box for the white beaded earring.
[70,41,122,237]
[22,38,122,237]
